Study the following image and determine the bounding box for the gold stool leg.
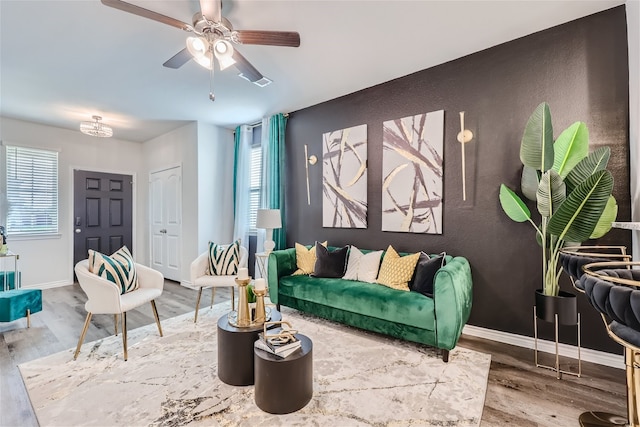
[122,312,128,361]
[26,309,31,328]
[194,287,203,323]
[114,314,118,336]
[151,300,163,337]
[74,312,93,360]
[210,287,215,308]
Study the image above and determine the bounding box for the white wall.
[196,122,235,254]
[628,0,640,258]
[0,117,143,287]
[143,122,198,283]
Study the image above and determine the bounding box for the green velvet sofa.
[267,247,473,362]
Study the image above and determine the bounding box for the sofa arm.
[433,256,473,350]
[267,248,297,304]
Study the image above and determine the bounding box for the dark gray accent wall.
[284,6,630,354]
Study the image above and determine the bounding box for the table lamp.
[256,208,281,254]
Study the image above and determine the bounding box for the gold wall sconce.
[304,144,317,205]
[457,111,474,201]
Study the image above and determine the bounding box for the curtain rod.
[247,112,289,129]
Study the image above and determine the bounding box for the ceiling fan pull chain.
[209,66,215,102]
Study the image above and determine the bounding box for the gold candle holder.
[235,277,251,327]
[253,288,267,324]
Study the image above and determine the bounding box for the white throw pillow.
[343,246,383,283]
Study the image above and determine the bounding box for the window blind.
[5,145,59,235]
[249,144,262,232]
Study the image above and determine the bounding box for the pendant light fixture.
[80,116,113,138]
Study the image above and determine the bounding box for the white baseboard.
[463,324,625,369]
[21,280,72,290]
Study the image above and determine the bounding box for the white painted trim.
[21,280,72,290]
[463,324,625,369]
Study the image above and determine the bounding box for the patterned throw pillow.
[376,245,420,291]
[292,241,327,275]
[343,246,383,283]
[88,246,139,294]
[208,240,240,276]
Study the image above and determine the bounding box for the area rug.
[19,304,490,426]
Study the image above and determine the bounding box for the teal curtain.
[232,125,241,217]
[265,113,287,250]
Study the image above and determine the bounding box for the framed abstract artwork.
[381,110,444,234]
[322,124,368,228]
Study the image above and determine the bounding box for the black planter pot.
[535,289,578,325]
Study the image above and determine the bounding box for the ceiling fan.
[101,0,300,101]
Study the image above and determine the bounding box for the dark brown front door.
[73,170,133,266]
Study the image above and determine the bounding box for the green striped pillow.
[88,246,139,294]
[207,239,240,276]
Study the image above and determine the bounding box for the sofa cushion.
[293,241,327,275]
[278,275,435,331]
[313,243,348,278]
[410,253,447,297]
[376,246,420,291]
[207,239,240,276]
[343,246,383,283]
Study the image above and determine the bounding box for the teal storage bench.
[0,271,41,327]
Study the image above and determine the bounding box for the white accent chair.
[190,245,248,323]
[73,259,164,361]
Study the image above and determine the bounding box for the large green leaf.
[499,184,531,222]
[590,196,618,239]
[552,121,589,178]
[520,102,554,171]
[548,170,614,242]
[521,165,540,201]
[536,170,566,218]
[565,146,610,191]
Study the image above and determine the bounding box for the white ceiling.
[0,0,626,142]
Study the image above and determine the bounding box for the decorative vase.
[534,289,578,325]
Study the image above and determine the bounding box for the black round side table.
[217,310,282,386]
[254,334,313,414]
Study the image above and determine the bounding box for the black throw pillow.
[312,243,349,278]
[410,253,447,297]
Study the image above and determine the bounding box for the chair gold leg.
[231,286,235,311]
[74,312,93,360]
[210,287,215,309]
[151,300,163,337]
[122,312,128,361]
[114,314,118,336]
[194,287,203,323]
[26,309,31,328]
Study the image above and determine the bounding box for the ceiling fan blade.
[235,30,300,47]
[199,0,221,22]
[232,50,263,83]
[163,48,192,69]
[101,0,192,31]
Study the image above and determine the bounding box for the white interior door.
[150,166,182,281]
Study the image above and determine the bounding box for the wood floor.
[0,282,628,427]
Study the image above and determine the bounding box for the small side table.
[254,334,313,414]
[255,252,268,279]
[216,310,282,386]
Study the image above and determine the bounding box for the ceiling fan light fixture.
[80,115,113,138]
[194,50,213,70]
[186,36,209,59]
[213,40,236,70]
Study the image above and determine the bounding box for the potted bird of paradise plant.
[499,102,618,324]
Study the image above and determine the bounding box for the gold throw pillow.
[376,245,420,291]
[293,241,327,275]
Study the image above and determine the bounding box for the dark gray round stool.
[217,310,282,386]
[254,333,313,414]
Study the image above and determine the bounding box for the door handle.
[160,229,167,234]
[75,228,81,234]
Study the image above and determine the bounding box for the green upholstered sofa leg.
[442,349,450,363]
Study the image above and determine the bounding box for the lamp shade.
[256,209,281,229]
